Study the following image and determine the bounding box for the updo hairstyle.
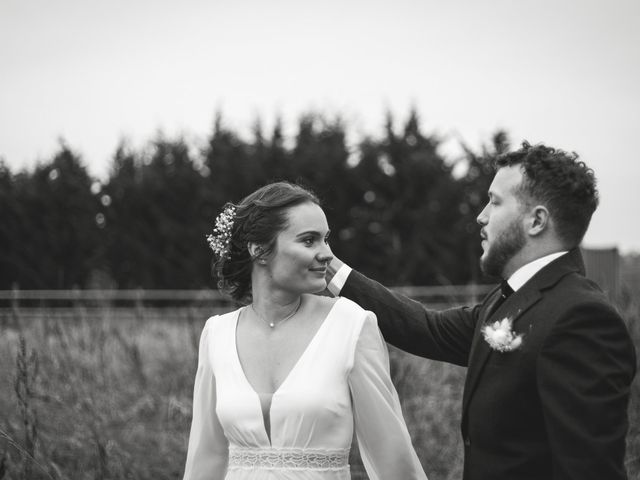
[214,182,320,303]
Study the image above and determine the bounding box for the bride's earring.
[256,247,267,264]
[249,243,266,264]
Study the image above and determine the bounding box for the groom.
[326,142,636,480]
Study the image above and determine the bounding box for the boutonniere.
[482,317,523,352]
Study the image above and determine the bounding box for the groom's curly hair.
[495,141,599,248]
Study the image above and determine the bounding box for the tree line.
[0,110,509,290]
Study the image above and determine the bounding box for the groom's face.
[477,165,528,278]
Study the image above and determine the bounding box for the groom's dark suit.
[338,248,636,480]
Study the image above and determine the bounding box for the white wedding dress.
[183,297,428,480]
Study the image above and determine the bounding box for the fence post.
[135,288,144,321]
[11,283,21,331]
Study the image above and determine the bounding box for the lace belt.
[228,446,350,471]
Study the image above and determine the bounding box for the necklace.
[250,298,302,329]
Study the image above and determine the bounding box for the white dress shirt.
[506,251,567,292]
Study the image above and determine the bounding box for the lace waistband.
[228,446,350,471]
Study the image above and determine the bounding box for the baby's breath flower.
[206,205,236,259]
[482,317,523,352]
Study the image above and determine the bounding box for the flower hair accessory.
[482,317,523,352]
[206,204,236,259]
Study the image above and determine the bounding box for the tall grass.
[0,308,202,480]
[0,297,638,480]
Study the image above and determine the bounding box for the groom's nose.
[477,204,489,226]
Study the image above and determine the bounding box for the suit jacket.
[340,248,636,480]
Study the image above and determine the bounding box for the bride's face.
[264,202,333,295]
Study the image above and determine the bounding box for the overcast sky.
[1,0,639,252]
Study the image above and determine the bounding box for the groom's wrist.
[326,258,351,296]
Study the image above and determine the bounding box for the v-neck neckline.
[233,298,340,397]
[232,298,341,446]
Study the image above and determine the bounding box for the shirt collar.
[507,251,568,292]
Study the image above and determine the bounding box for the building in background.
[582,247,620,300]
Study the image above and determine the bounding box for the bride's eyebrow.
[295,229,331,238]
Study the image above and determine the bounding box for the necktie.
[489,280,513,316]
[500,280,514,299]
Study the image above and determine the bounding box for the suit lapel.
[461,248,585,417]
[461,276,544,414]
[461,288,501,413]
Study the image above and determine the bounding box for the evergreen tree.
[289,114,354,236]
[0,161,24,288]
[0,109,512,289]
[340,110,467,285]
[9,143,100,288]
[103,137,212,288]
[203,112,266,205]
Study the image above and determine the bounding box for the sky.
[1,0,639,252]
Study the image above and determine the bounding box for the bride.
[182,182,428,480]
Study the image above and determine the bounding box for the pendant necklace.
[251,298,302,329]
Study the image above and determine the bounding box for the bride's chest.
[237,328,318,394]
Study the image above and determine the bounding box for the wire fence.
[0,285,495,322]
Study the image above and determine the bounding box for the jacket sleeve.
[342,269,480,366]
[536,302,636,480]
[183,319,229,480]
[349,312,429,480]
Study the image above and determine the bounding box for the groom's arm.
[327,257,478,367]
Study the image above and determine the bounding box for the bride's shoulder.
[304,294,365,317]
[204,307,243,331]
[305,295,375,328]
[303,293,338,310]
[334,296,373,317]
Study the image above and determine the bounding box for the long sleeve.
[348,312,429,480]
[343,269,480,366]
[183,319,229,480]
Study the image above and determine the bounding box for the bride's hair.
[213,181,320,303]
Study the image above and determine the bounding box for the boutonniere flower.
[482,317,523,352]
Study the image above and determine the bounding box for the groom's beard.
[480,217,526,279]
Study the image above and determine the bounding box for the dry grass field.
[0,296,638,480]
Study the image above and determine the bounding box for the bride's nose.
[317,245,333,264]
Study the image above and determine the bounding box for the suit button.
[464,437,471,446]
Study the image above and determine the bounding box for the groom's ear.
[527,205,550,236]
